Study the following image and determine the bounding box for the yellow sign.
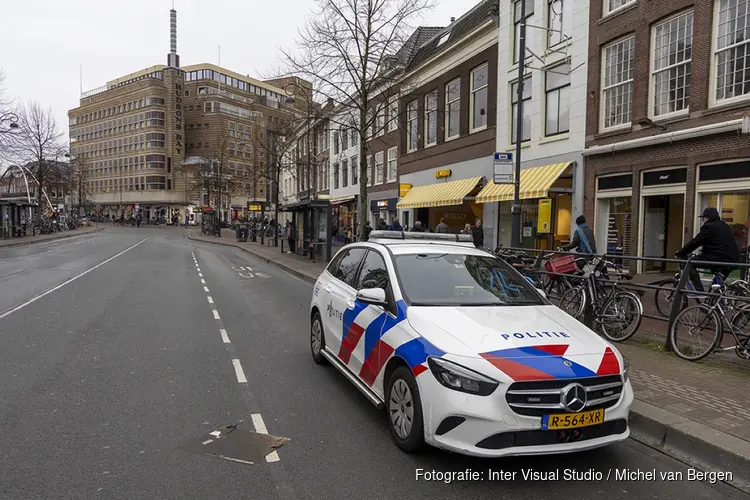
[247,203,263,212]
[399,183,412,197]
[435,169,452,179]
[538,198,552,233]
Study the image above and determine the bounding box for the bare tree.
[7,102,65,203]
[68,154,90,215]
[0,69,19,167]
[279,0,433,239]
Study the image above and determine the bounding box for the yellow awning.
[475,162,572,203]
[396,176,483,209]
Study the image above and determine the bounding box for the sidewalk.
[186,229,750,492]
[0,225,106,249]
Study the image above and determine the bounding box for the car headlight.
[427,357,499,396]
[622,356,630,382]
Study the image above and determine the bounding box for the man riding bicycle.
[675,207,739,292]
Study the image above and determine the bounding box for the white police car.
[309,231,633,456]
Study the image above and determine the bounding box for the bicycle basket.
[545,254,578,274]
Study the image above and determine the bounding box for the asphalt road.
[0,226,746,500]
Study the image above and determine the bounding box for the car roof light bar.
[368,230,475,243]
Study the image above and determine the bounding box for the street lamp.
[0,112,19,133]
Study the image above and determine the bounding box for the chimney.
[450,17,455,22]
[167,8,180,68]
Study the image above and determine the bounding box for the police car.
[309,231,633,457]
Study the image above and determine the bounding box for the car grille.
[476,419,628,450]
[505,375,624,417]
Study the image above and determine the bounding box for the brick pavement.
[187,229,750,458]
[0,225,105,248]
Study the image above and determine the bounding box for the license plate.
[541,409,604,431]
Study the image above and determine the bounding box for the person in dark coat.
[362,221,373,241]
[676,207,740,292]
[377,218,388,231]
[436,218,450,233]
[411,221,425,232]
[388,218,403,231]
[561,215,597,256]
[470,218,484,249]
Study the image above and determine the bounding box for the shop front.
[696,160,750,260]
[368,189,399,227]
[594,173,633,265]
[396,172,485,234]
[475,162,577,249]
[330,195,358,243]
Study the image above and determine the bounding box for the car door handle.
[346,301,355,309]
[324,286,332,294]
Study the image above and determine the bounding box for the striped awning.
[475,162,572,203]
[396,176,483,209]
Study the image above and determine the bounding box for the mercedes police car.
[309,231,633,457]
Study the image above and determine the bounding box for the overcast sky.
[1,0,479,137]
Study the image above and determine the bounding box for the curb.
[185,232,317,284]
[629,400,750,494]
[0,227,106,249]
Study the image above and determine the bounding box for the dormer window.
[437,32,450,46]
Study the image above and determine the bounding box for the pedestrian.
[470,218,484,249]
[363,221,373,241]
[461,223,472,235]
[377,218,388,231]
[285,221,295,254]
[436,217,450,233]
[561,215,597,256]
[675,207,740,292]
[411,221,425,232]
[388,218,403,231]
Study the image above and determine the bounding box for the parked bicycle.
[653,262,750,317]
[668,281,750,361]
[492,248,576,302]
[558,257,643,343]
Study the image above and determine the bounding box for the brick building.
[584,0,750,274]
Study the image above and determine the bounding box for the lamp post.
[510,0,528,248]
[0,112,19,134]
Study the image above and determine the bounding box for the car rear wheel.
[386,366,425,453]
[310,312,327,365]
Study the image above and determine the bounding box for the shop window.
[701,192,750,251]
[596,197,633,257]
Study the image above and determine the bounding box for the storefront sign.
[538,198,552,233]
[399,184,412,197]
[643,168,687,186]
[699,161,750,182]
[193,207,203,213]
[174,83,183,155]
[435,169,452,179]
[247,202,263,212]
[376,200,389,208]
[370,198,397,213]
[597,174,633,191]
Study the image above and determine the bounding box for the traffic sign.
[493,152,514,184]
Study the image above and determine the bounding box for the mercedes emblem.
[563,384,587,413]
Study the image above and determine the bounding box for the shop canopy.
[396,176,483,209]
[475,162,572,203]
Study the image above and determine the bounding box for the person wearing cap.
[675,207,739,292]
[560,215,597,256]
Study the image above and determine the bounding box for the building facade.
[396,0,499,243]
[584,0,750,273]
[486,0,588,249]
[329,106,361,235]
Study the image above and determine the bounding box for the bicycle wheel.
[668,304,722,361]
[654,279,678,317]
[558,286,586,319]
[599,292,643,342]
[729,307,750,359]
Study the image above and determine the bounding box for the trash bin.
[236,223,249,242]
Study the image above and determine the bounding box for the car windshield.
[393,252,544,306]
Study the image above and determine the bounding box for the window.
[228,122,235,137]
[424,91,437,146]
[375,151,384,184]
[652,10,693,116]
[714,0,750,102]
[393,253,544,306]
[513,0,534,64]
[602,36,635,129]
[333,132,340,154]
[341,127,348,150]
[545,63,570,135]
[437,32,451,47]
[356,251,390,290]
[332,248,367,288]
[342,158,348,187]
[470,64,489,131]
[387,147,397,182]
[387,97,398,132]
[407,100,418,152]
[350,128,358,146]
[351,155,358,184]
[511,76,532,144]
[547,0,565,47]
[376,106,386,135]
[367,155,373,186]
[445,78,460,140]
[604,0,635,15]
[334,162,340,189]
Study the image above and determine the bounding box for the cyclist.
[560,215,597,256]
[675,207,739,292]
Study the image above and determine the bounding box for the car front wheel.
[310,312,327,365]
[386,366,425,453]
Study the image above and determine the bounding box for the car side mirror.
[356,287,387,306]
[536,288,547,299]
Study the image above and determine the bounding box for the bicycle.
[492,248,577,302]
[653,262,750,317]
[668,282,750,361]
[558,257,643,343]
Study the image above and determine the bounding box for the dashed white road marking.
[232,359,247,383]
[198,273,203,277]
[219,329,230,343]
[201,279,206,284]
[204,286,210,292]
[0,238,149,320]
[207,296,214,304]
[212,309,221,320]
[251,414,280,462]
[197,267,201,272]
